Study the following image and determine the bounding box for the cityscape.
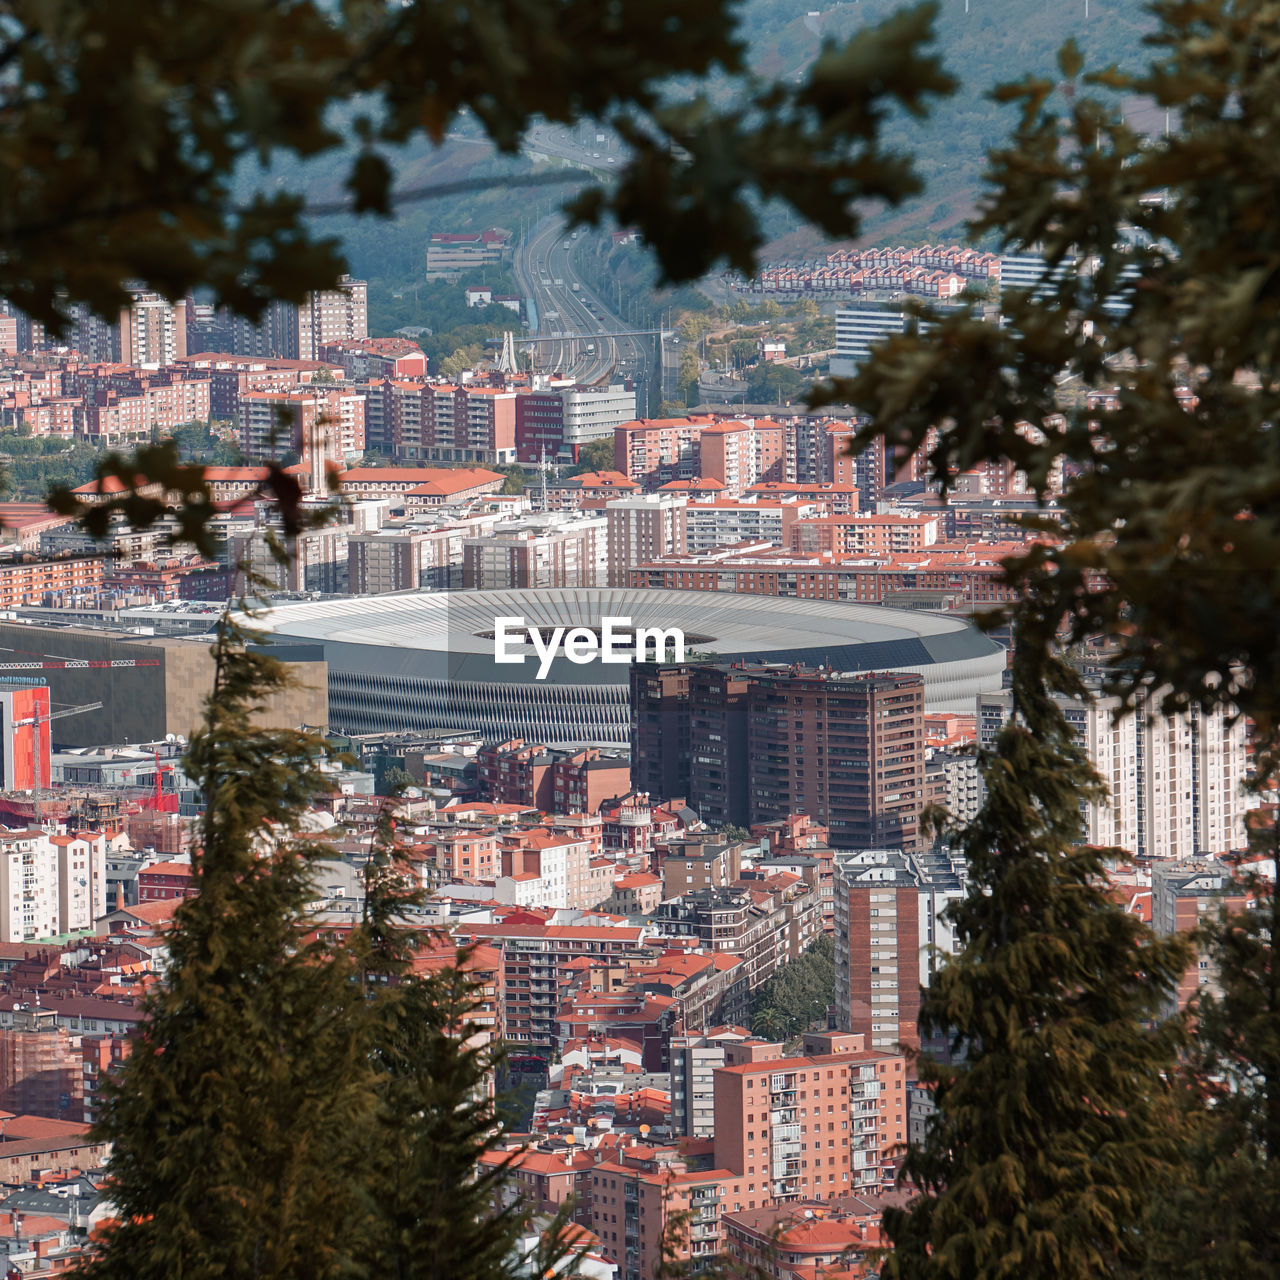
[0,2,1273,1278]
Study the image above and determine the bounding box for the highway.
[512,215,656,409]
[523,124,623,175]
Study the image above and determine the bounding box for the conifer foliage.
[78,616,375,1280]
[823,1,1280,1272]
[77,602,562,1280]
[881,603,1192,1280]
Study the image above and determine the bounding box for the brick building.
[698,419,787,494]
[614,417,715,490]
[453,922,648,1051]
[629,666,691,806]
[605,494,687,587]
[0,558,103,609]
[136,860,196,902]
[746,670,925,850]
[1151,856,1254,1011]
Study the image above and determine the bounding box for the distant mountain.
[738,0,1155,248]
[292,1,1159,305]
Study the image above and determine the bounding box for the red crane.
[0,654,162,820]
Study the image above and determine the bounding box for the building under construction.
[0,622,327,748]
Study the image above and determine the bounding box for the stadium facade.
[253,588,1006,747]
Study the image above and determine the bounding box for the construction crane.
[11,700,105,823]
[0,654,159,822]
[122,748,175,811]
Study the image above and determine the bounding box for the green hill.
[285,1,1158,329]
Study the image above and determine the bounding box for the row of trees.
[749,935,835,1043]
[0,422,240,498]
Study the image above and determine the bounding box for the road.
[523,124,623,175]
[512,216,656,409]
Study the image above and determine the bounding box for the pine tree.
[817,3,1280,1272]
[881,607,1192,1280]
[1140,804,1280,1280]
[78,615,378,1280]
[346,781,577,1280]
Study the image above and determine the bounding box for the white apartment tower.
[0,829,106,941]
[63,289,187,366]
[604,493,687,587]
[978,688,1251,860]
[297,275,368,360]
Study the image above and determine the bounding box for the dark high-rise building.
[629,664,691,803]
[747,669,925,850]
[687,664,752,827]
[632,662,925,844]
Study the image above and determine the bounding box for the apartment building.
[829,308,909,377]
[651,878,821,990]
[78,377,212,445]
[476,739,628,815]
[589,1148,740,1280]
[369,381,517,464]
[543,471,640,512]
[0,558,103,609]
[711,1038,908,1202]
[176,353,341,419]
[791,512,940,556]
[631,544,1019,612]
[238,386,366,467]
[614,417,715,490]
[347,528,463,593]
[698,419,787,494]
[747,670,926,851]
[118,291,188,366]
[629,665,692,803]
[684,500,816,553]
[832,847,966,1052]
[1151,856,1254,1011]
[64,289,187,366]
[656,833,735,891]
[499,830,602,912]
[744,480,859,514]
[516,384,638,463]
[425,228,511,276]
[669,1027,766,1138]
[452,922,648,1050]
[186,276,367,361]
[605,493,687,587]
[789,419,859,488]
[317,337,426,381]
[687,665,754,828]
[337,465,504,505]
[463,514,607,589]
[231,524,350,593]
[978,686,1250,860]
[296,276,369,359]
[0,828,106,942]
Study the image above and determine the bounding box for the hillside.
[279,1,1159,327]
[738,0,1155,249]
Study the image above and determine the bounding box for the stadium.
[253,588,1007,746]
